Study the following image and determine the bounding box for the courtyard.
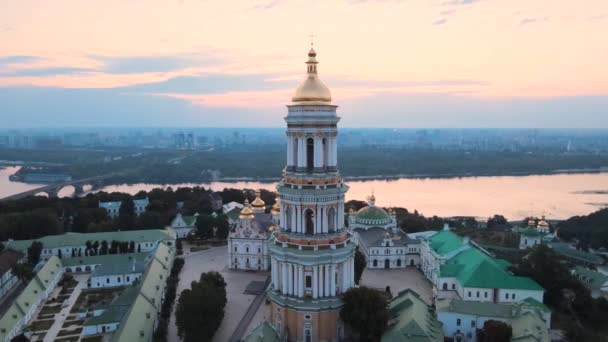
[168,245,269,342]
[359,267,434,304]
[167,245,435,342]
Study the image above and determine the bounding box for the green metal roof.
[437,298,520,318]
[440,248,543,291]
[182,215,197,226]
[355,206,391,221]
[548,243,604,265]
[111,242,174,342]
[511,311,550,342]
[429,230,464,256]
[520,228,542,237]
[0,256,63,341]
[381,289,443,342]
[4,229,174,251]
[573,266,608,291]
[244,322,280,342]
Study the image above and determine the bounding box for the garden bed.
[29,319,54,331]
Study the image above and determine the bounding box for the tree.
[195,214,216,240]
[213,214,230,239]
[12,263,34,282]
[27,241,43,265]
[138,211,164,229]
[99,240,109,255]
[476,320,512,342]
[354,247,366,285]
[175,272,227,342]
[118,198,136,229]
[487,214,508,229]
[340,287,389,341]
[129,241,135,253]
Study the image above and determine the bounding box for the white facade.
[227,204,273,271]
[90,273,141,288]
[223,201,244,214]
[170,213,197,239]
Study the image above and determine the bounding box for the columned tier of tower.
[277,184,348,236]
[285,104,340,174]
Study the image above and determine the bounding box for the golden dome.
[271,197,280,214]
[239,206,254,220]
[292,47,332,105]
[251,190,266,208]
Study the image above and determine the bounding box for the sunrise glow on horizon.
[1,0,607,128]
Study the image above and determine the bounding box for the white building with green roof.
[420,227,544,304]
[0,256,64,342]
[79,242,175,340]
[170,213,198,238]
[436,298,550,342]
[4,229,175,261]
[350,194,421,269]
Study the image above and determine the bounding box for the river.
[1,166,607,220]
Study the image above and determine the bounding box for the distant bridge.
[0,174,118,202]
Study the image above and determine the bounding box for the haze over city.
[1,0,607,128]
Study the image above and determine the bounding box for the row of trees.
[175,272,227,342]
[153,257,185,342]
[0,186,278,242]
[557,208,608,250]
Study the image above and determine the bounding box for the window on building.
[476,291,480,298]
[468,291,471,298]
[484,292,488,298]
[452,284,456,290]
[456,318,461,326]
[234,246,237,252]
[505,293,509,299]
[511,293,516,300]
[106,278,110,284]
[246,247,249,253]
[306,276,312,288]
[471,321,476,328]
[258,247,261,253]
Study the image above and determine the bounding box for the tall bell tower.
[268,46,355,342]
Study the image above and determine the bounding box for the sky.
[0,0,607,128]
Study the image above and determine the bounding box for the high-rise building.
[267,46,355,342]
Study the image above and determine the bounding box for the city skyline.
[1,0,607,128]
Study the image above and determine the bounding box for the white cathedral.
[227,191,280,271]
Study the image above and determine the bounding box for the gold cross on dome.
[309,33,315,46]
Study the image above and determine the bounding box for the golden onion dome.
[251,191,266,208]
[271,197,280,214]
[239,206,254,220]
[292,47,332,105]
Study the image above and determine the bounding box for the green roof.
[355,205,391,221]
[85,305,129,326]
[182,215,197,226]
[4,229,174,251]
[226,207,241,220]
[440,248,543,291]
[548,243,604,265]
[429,230,465,256]
[111,242,174,342]
[522,298,551,313]
[511,311,550,342]
[520,228,542,237]
[382,289,443,342]
[437,298,520,318]
[573,266,608,291]
[63,253,149,276]
[0,256,63,341]
[244,322,280,342]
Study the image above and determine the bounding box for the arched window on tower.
[328,207,336,232]
[306,138,314,171]
[305,209,315,235]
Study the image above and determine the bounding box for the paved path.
[43,274,89,342]
[360,267,434,304]
[228,276,269,342]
